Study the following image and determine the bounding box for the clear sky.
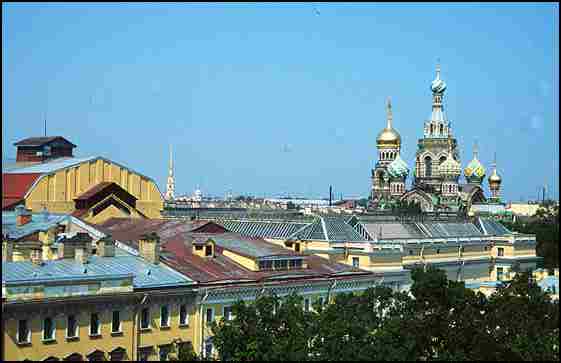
[2,2,559,201]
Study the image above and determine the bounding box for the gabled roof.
[216,219,308,239]
[289,216,367,242]
[2,173,43,210]
[14,136,76,148]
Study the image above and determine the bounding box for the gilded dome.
[377,97,401,147]
[387,153,409,178]
[377,128,401,146]
[488,168,502,184]
[439,153,461,177]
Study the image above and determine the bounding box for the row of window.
[258,258,303,271]
[17,304,192,345]
[205,306,233,325]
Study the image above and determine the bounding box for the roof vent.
[83,267,88,273]
[146,269,151,276]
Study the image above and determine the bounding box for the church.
[370,63,503,214]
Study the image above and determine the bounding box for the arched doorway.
[424,156,432,177]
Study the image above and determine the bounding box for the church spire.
[165,144,175,200]
[386,96,393,130]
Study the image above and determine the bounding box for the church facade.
[370,63,503,214]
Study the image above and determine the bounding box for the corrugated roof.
[289,217,367,242]
[2,211,69,240]
[419,222,483,237]
[14,136,76,147]
[2,248,193,288]
[362,222,425,239]
[2,156,97,174]
[210,234,299,259]
[216,219,308,239]
[476,217,511,236]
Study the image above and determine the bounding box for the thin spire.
[435,58,441,80]
[386,96,393,129]
[492,151,497,169]
[473,140,479,159]
[169,144,173,176]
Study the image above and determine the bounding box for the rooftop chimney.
[139,232,160,264]
[30,247,43,266]
[57,232,92,261]
[15,205,32,227]
[97,235,115,258]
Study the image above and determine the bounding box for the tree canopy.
[211,267,559,361]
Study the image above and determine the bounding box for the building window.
[204,338,213,358]
[206,308,214,324]
[289,259,303,269]
[304,298,310,312]
[352,257,360,268]
[436,248,440,254]
[223,306,233,321]
[409,250,413,255]
[498,247,504,257]
[424,156,432,177]
[318,296,325,310]
[274,259,288,271]
[112,311,121,333]
[141,308,150,330]
[90,313,100,336]
[295,243,300,252]
[43,317,55,341]
[205,245,212,257]
[497,267,504,280]
[159,345,171,361]
[138,347,152,362]
[195,245,203,251]
[17,319,30,344]
[160,305,170,328]
[67,315,78,338]
[179,305,188,326]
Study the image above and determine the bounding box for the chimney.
[30,247,43,265]
[97,235,115,258]
[74,233,92,264]
[2,235,13,262]
[139,232,160,264]
[15,205,32,227]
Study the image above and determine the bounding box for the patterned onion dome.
[431,63,447,93]
[464,155,486,179]
[439,153,461,178]
[488,168,502,185]
[387,153,409,178]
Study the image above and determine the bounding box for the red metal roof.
[2,173,43,210]
[14,136,76,148]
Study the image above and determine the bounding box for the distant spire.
[492,151,497,169]
[386,97,393,129]
[435,58,441,80]
[169,144,173,177]
[165,144,175,200]
[473,140,479,159]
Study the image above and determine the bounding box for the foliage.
[500,210,559,268]
[211,267,559,361]
[177,341,199,361]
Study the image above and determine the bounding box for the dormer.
[192,238,215,258]
[14,136,76,164]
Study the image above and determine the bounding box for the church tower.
[165,145,175,201]
[414,62,460,194]
[371,97,404,207]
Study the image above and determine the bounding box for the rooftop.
[2,211,68,240]
[14,136,76,148]
[2,248,194,289]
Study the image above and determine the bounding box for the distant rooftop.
[2,211,68,240]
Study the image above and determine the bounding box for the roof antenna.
[44,112,47,137]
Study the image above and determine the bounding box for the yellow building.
[2,230,197,361]
[3,155,164,223]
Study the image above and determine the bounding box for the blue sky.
[2,3,558,201]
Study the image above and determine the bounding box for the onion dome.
[464,142,486,184]
[387,153,409,178]
[430,62,447,94]
[376,97,401,148]
[488,153,502,186]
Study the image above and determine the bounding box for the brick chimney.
[15,205,32,227]
[139,232,160,264]
[58,232,92,261]
[30,247,43,265]
[2,235,13,262]
[97,235,115,258]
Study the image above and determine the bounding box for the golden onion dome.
[488,168,502,184]
[377,97,401,147]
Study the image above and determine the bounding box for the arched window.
[424,156,432,177]
[439,124,444,135]
[430,124,434,135]
[439,156,446,165]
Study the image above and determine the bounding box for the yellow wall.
[222,250,258,271]
[25,158,164,219]
[4,307,134,361]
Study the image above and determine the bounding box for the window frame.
[223,305,233,321]
[206,307,214,325]
[66,314,79,339]
[89,313,101,336]
[179,304,189,327]
[140,307,151,330]
[17,319,31,344]
[497,247,504,257]
[42,317,56,342]
[111,310,122,334]
[160,305,170,328]
[304,298,310,312]
[352,257,360,268]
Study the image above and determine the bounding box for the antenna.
[44,113,47,137]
